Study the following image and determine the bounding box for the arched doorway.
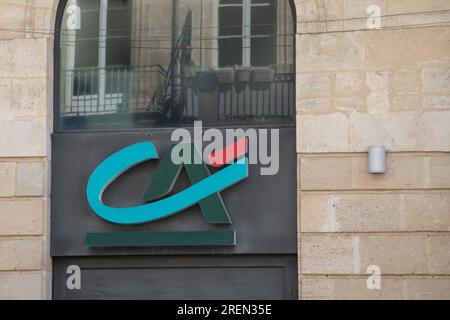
[51,0,298,299]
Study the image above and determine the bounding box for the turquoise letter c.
[86,142,248,225]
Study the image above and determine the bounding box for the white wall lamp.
[368,146,386,174]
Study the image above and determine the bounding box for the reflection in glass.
[59,0,295,130]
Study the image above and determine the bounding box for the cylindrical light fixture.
[368,146,386,174]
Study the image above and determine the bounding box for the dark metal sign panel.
[51,127,297,256]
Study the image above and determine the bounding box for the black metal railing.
[60,64,294,126]
[60,65,166,116]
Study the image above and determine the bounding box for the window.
[218,0,276,67]
[57,0,295,131]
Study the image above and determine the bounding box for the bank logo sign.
[86,140,248,247]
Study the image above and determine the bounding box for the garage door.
[53,256,297,300]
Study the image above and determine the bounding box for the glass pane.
[251,37,276,66]
[106,1,131,66]
[72,1,99,68]
[219,38,243,67]
[251,2,276,36]
[218,6,243,37]
[58,0,295,131]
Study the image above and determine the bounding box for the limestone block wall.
[294,0,450,299]
[0,0,55,300]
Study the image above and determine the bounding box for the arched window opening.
[58,0,295,130]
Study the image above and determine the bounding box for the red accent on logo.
[208,138,247,167]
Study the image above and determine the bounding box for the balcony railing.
[60,64,294,128]
[60,65,165,116]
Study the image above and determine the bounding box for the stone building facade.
[0,0,449,299]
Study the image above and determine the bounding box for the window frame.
[216,0,277,68]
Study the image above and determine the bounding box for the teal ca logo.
[85,139,248,247]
